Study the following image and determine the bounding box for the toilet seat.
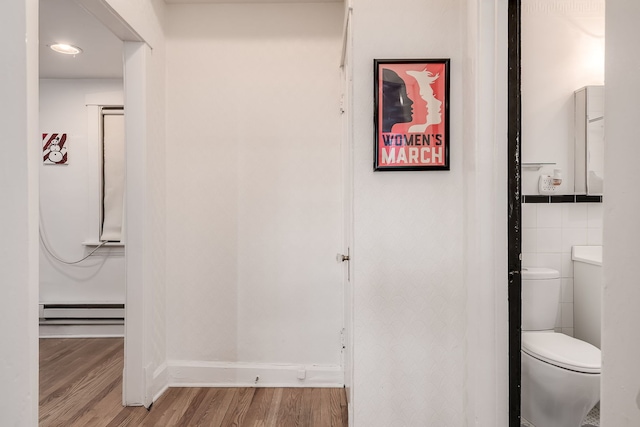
[522,332,601,374]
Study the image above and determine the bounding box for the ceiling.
[39,0,343,79]
[165,0,341,3]
[39,0,123,79]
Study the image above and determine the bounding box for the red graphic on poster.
[43,133,68,165]
[375,60,449,170]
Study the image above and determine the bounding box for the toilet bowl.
[521,268,601,427]
[521,331,600,427]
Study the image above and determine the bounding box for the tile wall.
[522,201,603,336]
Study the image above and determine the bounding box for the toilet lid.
[522,332,601,374]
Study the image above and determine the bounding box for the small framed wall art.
[43,133,68,165]
[374,59,450,171]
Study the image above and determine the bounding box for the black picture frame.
[373,58,450,171]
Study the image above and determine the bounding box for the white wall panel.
[0,0,39,424]
[165,3,344,369]
[39,79,125,304]
[602,0,640,424]
[350,0,465,424]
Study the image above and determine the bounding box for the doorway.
[37,0,151,410]
[508,0,606,425]
[38,0,126,418]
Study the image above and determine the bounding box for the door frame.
[62,0,149,407]
[339,3,354,424]
[507,0,522,425]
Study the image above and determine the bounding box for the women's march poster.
[374,59,450,171]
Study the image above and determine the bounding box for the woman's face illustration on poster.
[382,68,414,132]
[406,69,442,132]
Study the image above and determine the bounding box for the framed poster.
[374,59,450,171]
[43,133,68,165]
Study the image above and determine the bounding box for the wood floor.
[40,338,348,427]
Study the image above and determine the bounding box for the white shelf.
[522,162,556,171]
[82,241,125,247]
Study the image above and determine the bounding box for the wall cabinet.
[574,86,604,195]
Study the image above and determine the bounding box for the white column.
[0,0,39,424]
[463,0,509,425]
[123,41,150,407]
[602,1,640,425]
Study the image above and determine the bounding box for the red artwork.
[374,59,450,171]
[43,133,68,165]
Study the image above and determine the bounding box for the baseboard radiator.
[39,303,124,325]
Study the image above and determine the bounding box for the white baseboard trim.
[150,363,170,403]
[39,323,124,338]
[166,360,344,388]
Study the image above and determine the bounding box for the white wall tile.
[537,228,562,253]
[522,252,537,268]
[537,252,562,273]
[562,204,588,228]
[562,328,574,337]
[561,228,589,253]
[522,203,537,228]
[587,203,604,228]
[561,278,574,303]
[555,305,562,329]
[588,228,603,245]
[561,302,574,328]
[561,252,574,278]
[523,228,537,254]
[537,204,562,228]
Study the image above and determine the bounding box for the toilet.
[521,267,601,427]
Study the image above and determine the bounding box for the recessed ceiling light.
[49,44,83,55]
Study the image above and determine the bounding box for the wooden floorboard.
[40,338,348,426]
[243,387,275,426]
[264,388,284,427]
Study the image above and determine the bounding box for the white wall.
[521,0,604,195]
[351,0,466,424]
[602,0,640,424]
[164,2,344,383]
[39,79,125,304]
[0,0,39,424]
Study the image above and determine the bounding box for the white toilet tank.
[522,267,561,331]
